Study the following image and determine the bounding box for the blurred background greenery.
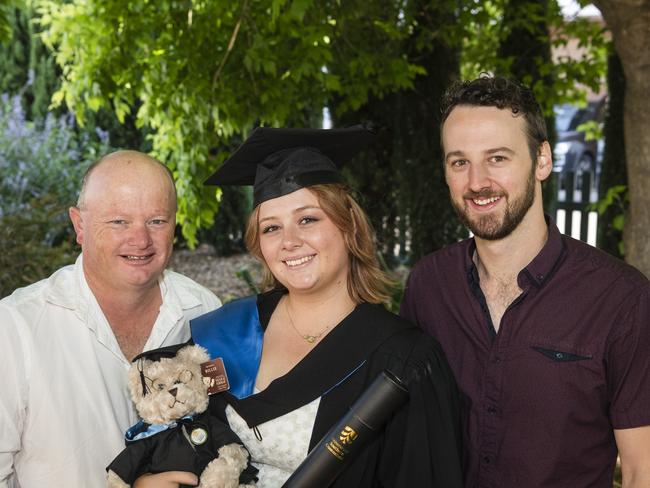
[0,0,644,309]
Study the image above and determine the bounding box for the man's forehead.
[90,157,169,181]
[84,158,174,197]
[443,106,528,150]
[84,185,174,205]
[444,104,525,128]
[87,201,175,214]
[81,175,176,215]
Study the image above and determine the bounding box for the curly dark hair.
[440,75,548,162]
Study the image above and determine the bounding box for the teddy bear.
[107,343,257,488]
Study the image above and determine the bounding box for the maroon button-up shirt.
[401,221,650,488]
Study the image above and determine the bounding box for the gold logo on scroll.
[339,426,358,445]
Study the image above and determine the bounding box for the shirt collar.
[45,256,191,335]
[125,414,198,442]
[518,215,565,289]
[142,270,203,348]
[45,254,87,311]
[159,270,203,319]
[44,255,106,336]
[46,256,202,316]
[465,215,566,290]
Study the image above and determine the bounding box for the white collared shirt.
[0,256,221,488]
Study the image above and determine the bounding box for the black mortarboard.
[131,342,192,363]
[204,126,375,207]
[132,341,193,396]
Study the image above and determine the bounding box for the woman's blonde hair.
[244,184,393,304]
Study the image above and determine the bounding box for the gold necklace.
[284,298,353,344]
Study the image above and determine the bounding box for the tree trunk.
[598,52,626,258]
[593,0,650,277]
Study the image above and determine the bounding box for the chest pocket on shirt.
[526,340,602,397]
[532,346,592,362]
[523,341,605,422]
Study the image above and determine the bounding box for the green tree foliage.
[0,4,60,119]
[35,0,614,266]
[37,0,431,247]
[460,0,607,113]
[195,184,252,255]
[335,0,465,264]
[0,92,109,297]
[497,0,556,141]
[0,0,12,43]
[0,195,78,298]
[0,3,149,149]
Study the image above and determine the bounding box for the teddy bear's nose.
[168,387,178,397]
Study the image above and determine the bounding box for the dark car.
[553,99,605,179]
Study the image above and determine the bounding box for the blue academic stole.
[190,296,263,399]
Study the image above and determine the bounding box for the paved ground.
[168,246,262,303]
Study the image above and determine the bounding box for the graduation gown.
[107,411,257,486]
[191,291,463,487]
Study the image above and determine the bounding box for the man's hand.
[134,471,198,488]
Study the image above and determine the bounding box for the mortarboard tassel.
[138,359,150,397]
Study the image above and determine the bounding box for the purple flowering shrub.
[0,92,110,297]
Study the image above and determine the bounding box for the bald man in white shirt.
[0,151,221,488]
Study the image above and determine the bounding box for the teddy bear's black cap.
[204,125,375,207]
[131,341,193,363]
[132,341,194,397]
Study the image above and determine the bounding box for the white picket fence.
[553,171,600,246]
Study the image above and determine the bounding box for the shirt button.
[483,456,491,464]
[537,273,544,280]
[487,406,497,414]
[493,356,501,363]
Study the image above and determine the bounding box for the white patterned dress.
[226,394,321,487]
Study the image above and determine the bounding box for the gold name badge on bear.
[201,357,230,395]
[190,427,208,445]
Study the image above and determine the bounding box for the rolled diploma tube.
[282,369,409,488]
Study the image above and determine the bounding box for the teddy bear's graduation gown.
[191,290,464,487]
[107,410,257,486]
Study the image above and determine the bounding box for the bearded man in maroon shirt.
[401,76,650,488]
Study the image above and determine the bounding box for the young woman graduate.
[136,126,464,488]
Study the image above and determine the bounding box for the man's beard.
[451,168,536,241]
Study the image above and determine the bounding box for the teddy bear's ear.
[127,359,149,402]
[176,344,210,365]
